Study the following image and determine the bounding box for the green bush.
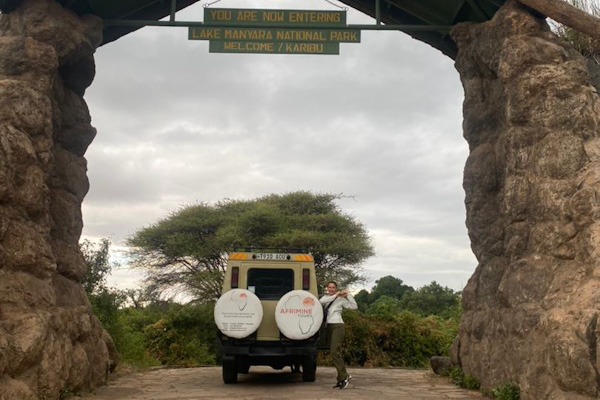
[463,374,481,390]
[114,314,159,367]
[492,382,521,400]
[449,365,481,390]
[89,290,125,338]
[145,320,214,366]
[338,311,382,366]
[108,304,173,367]
[101,291,460,370]
[339,309,458,368]
[365,295,402,320]
[143,303,218,366]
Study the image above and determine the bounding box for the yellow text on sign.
[208,40,340,54]
[204,8,346,26]
[189,28,360,43]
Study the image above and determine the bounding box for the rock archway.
[0,0,598,399]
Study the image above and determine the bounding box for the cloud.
[83,0,477,292]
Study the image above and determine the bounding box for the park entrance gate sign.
[101,0,456,56]
[188,8,361,55]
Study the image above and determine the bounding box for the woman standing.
[320,281,357,389]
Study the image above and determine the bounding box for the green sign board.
[209,41,340,55]
[189,27,360,43]
[193,8,359,54]
[203,8,346,27]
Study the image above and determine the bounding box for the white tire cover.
[275,290,323,340]
[214,289,263,339]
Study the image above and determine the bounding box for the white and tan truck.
[213,248,323,383]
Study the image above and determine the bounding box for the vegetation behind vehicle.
[82,240,460,370]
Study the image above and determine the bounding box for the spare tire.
[275,290,323,340]
[214,289,263,339]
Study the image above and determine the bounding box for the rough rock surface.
[0,1,117,399]
[451,1,600,399]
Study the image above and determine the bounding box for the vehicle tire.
[222,356,238,384]
[302,354,316,382]
[238,361,250,374]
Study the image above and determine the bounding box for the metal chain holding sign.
[203,0,222,8]
[324,0,348,11]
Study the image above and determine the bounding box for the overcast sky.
[81,0,477,294]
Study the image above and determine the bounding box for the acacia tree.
[127,191,374,301]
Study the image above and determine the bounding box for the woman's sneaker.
[339,376,350,389]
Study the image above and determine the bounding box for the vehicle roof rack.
[231,246,309,254]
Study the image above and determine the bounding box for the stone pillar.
[451,1,600,399]
[0,1,117,399]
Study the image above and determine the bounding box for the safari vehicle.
[214,248,323,384]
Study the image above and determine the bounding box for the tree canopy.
[357,275,462,320]
[368,275,414,304]
[81,238,113,296]
[399,281,461,319]
[127,191,374,301]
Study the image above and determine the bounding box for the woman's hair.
[326,281,338,288]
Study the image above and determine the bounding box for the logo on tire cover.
[232,291,248,310]
[280,294,315,334]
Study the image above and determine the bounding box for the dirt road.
[80,366,482,400]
